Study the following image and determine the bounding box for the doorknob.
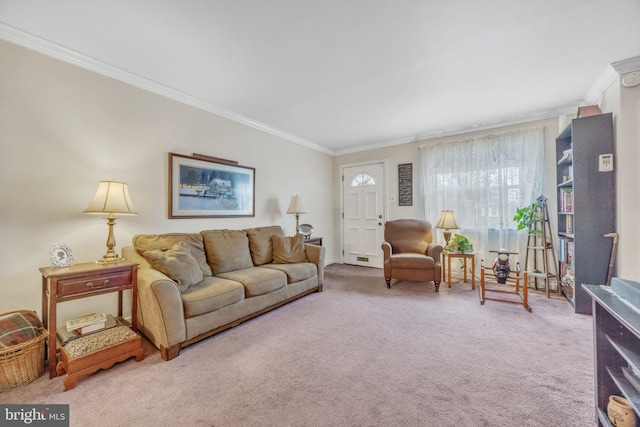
[378,222,382,226]
[378,215,382,219]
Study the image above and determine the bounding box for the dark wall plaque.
[398,163,412,206]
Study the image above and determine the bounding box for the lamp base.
[96,253,124,264]
[443,229,452,245]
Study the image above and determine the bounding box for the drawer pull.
[87,279,109,289]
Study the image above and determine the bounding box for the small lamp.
[286,195,307,234]
[84,180,137,263]
[436,210,458,245]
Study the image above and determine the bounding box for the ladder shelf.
[524,195,559,297]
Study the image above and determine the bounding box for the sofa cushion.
[217,267,286,297]
[272,234,309,264]
[133,233,212,276]
[244,226,284,265]
[201,229,254,275]
[261,263,317,284]
[142,241,204,292]
[181,276,245,318]
[390,253,435,269]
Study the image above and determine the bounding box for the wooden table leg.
[463,258,468,282]
[471,255,476,290]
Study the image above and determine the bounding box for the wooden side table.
[447,253,476,289]
[304,236,323,246]
[40,261,141,379]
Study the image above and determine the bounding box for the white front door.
[342,163,385,268]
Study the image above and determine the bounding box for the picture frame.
[49,243,74,268]
[169,152,255,218]
[398,162,413,206]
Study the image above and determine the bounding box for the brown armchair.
[381,219,443,291]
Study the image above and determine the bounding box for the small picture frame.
[49,243,74,268]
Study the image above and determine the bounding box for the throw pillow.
[143,241,204,292]
[133,233,212,277]
[201,229,254,275]
[245,226,284,265]
[272,234,309,264]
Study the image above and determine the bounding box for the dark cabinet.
[584,283,640,426]
[556,113,615,314]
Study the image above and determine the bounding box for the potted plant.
[513,201,542,235]
[445,234,473,254]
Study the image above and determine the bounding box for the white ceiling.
[1,1,639,155]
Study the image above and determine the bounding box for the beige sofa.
[122,225,325,360]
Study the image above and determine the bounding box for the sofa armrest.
[304,243,326,285]
[122,246,186,351]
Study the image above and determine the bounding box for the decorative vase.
[608,395,637,427]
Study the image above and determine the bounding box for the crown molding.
[582,55,640,103]
[583,65,619,105]
[0,22,334,156]
[611,55,640,75]
[334,105,577,156]
[4,21,631,158]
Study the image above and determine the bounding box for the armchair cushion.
[393,239,428,254]
[383,219,433,254]
[390,253,435,269]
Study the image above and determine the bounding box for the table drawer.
[57,270,133,296]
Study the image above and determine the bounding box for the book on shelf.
[566,215,573,234]
[560,188,573,212]
[567,241,574,265]
[57,314,126,345]
[65,312,107,332]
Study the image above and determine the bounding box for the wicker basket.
[0,310,48,392]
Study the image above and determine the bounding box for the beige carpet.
[2,263,594,426]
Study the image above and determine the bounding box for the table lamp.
[286,195,307,234]
[436,210,458,245]
[84,180,137,263]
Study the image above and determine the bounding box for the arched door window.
[351,173,376,187]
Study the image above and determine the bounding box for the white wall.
[0,40,334,320]
[601,74,640,279]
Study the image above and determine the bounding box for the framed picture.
[49,243,74,268]
[398,163,413,206]
[169,153,255,218]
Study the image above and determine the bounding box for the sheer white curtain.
[419,127,544,268]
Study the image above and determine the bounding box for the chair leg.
[385,278,391,288]
[434,281,440,292]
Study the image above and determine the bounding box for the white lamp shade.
[286,195,307,214]
[436,210,458,229]
[84,180,137,215]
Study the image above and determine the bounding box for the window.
[351,173,376,187]
[419,128,544,262]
